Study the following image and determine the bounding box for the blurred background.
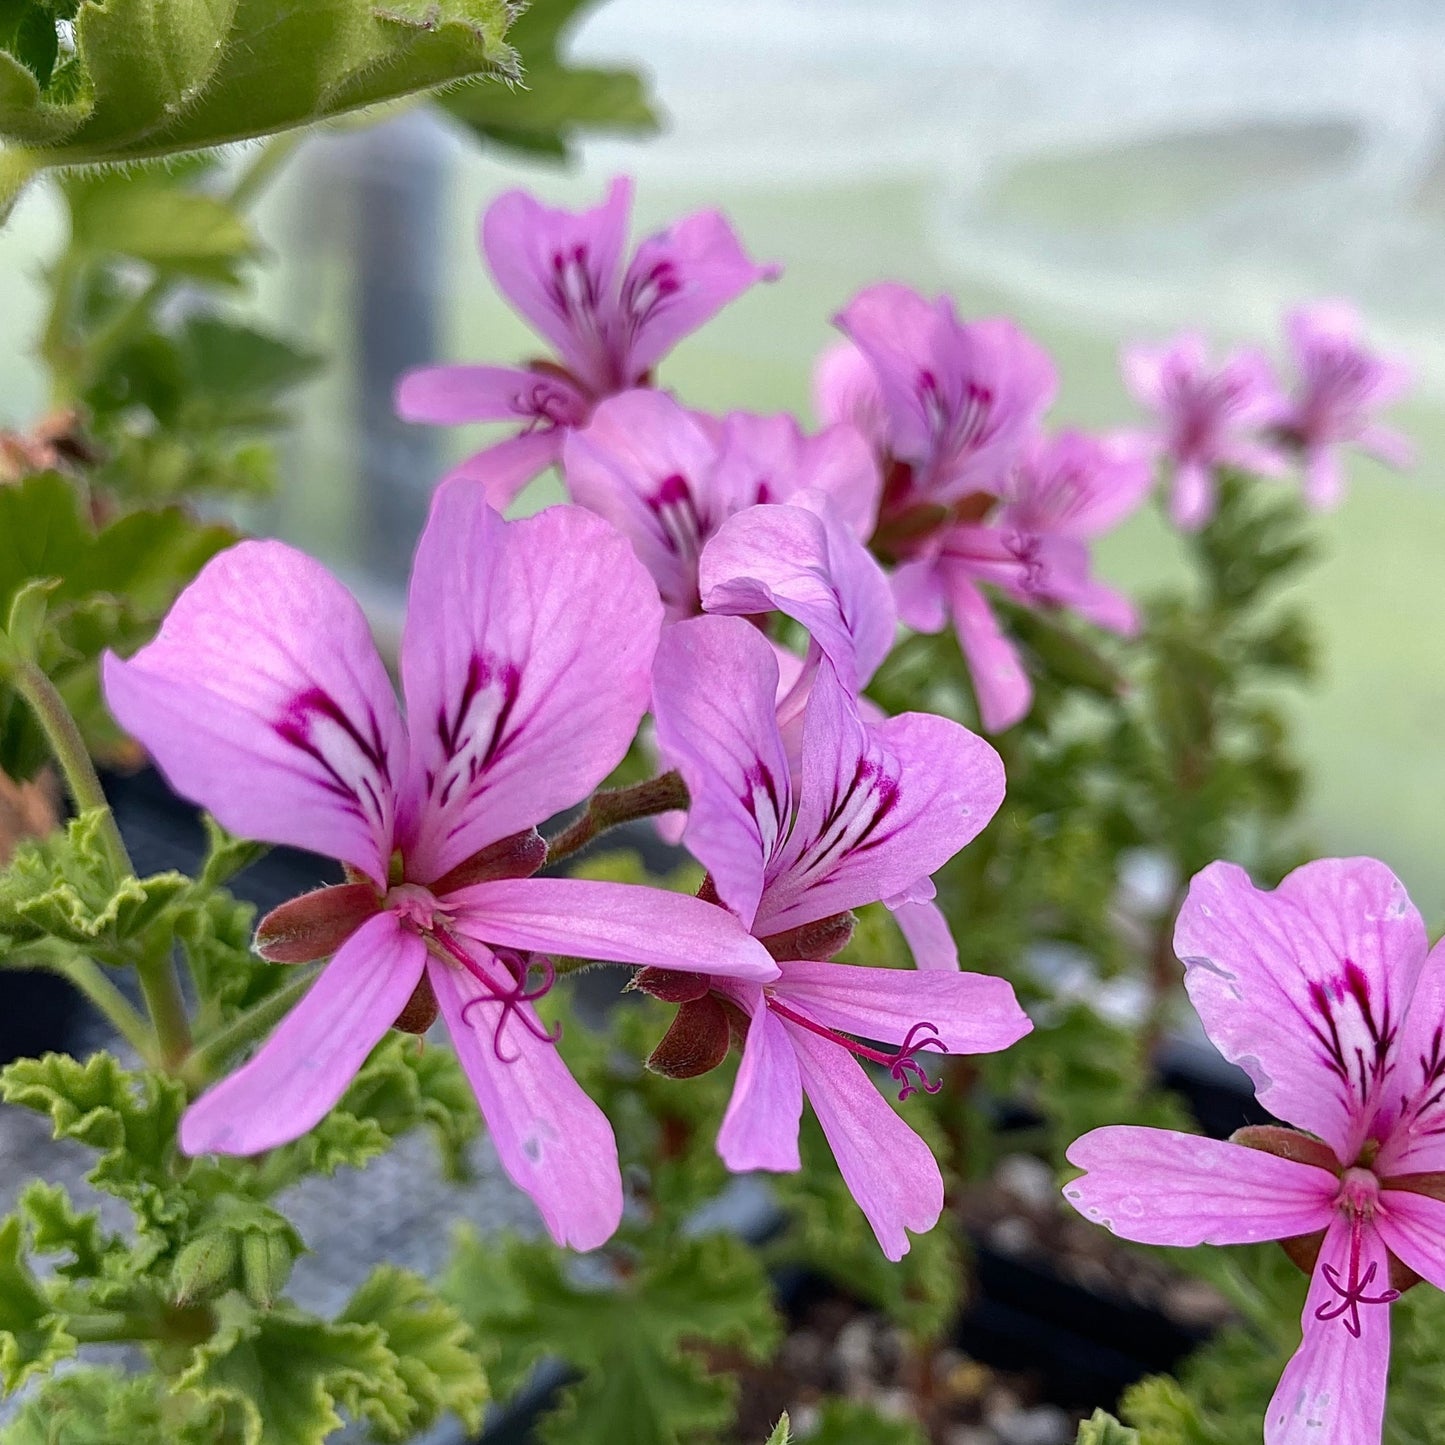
[2,0,1443,911]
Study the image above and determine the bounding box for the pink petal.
[394,364,587,427]
[430,954,622,1251]
[772,958,1031,1056]
[179,913,426,1156]
[1375,937,1445,1174]
[1359,423,1415,469]
[836,287,1055,497]
[1169,458,1216,530]
[812,341,890,453]
[1302,446,1346,510]
[1063,1127,1336,1245]
[445,877,780,983]
[891,557,949,634]
[651,616,793,928]
[717,999,803,1172]
[622,209,779,377]
[562,390,721,618]
[397,489,660,883]
[944,570,1032,732]
[1000,429,1153,539]
[1374,1186,1445,1291]
[103,541,404,883]
[888,895,960,971]
[1266,1215,1390,1445]
[797,423,883,538]
[1064,577,1140,636]
[788,1022,944,1260]
[758,665,1005,933]
[481,178,633,391]
[699,497,896,694]
[1176,858,1428,1162]
[834,283,961,463]
[442,429,565,510]
[704,411,881,540]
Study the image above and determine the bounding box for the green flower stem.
[182,967,318,1092]
[68,131,304,395]
[11,659,131,881]
[39,248,84,405]
[57,955,158,1066]
[64,1310,157,1344]
[545,770,690,866]
[226,130,303,210]
[137,936,193,1073]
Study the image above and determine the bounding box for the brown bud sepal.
[430,828,548,894]
[647,996,731,1079]
[632,967,711,1003]
[392,973,440,1035]
[255,883,380,962]
[1231,1125,1341,1175]
[761,911,856,963]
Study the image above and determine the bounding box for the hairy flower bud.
[760,911,856,963]
[240,1229,295,1309]
[429,828,549,894]
[632,966,710,1003]
[171,1230,239,1305]
[254,882,380,963]
[392,973,440,1035]
[646,996,731,1079]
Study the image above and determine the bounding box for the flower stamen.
[764,996,945,1102]
[434,930,562,1063]
[1316,1208,1398,1338]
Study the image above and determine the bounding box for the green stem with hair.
[11,658,130,880]
[544,771,690,866]
[57,955,157,1066]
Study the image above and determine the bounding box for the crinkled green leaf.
[0,1051,187,1227]
[1076,1410,1141,1445]
[764,1415,791,1445]
[198,815,270,890]
[446,1228,779,1445]
[0,1365,249,1445]
[436,0,656,162]
[0,1214,74,1393]
[1,0,516,172]
[808,1400,927,1445]
[339,1265,487,1439]
[177,1297,409,1445]
[17,1180,113,1277]
[0,809,188,953]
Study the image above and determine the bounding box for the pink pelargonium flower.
[1064,857,1445,1445]
[889,429,1152,733]
[562,388,883,622]
[395,177,778,508]
[817,282,1057,541]
[1121,330,1288,529]
[644,615,1029,1256]
[102,484,779,1251]
[1276,301,1414,510]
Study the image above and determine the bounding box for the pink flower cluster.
[1123,304,1414,530]
[98,179,1437,1438]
